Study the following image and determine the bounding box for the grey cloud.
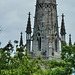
[0,0,75,47]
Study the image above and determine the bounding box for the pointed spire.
[20,32,23,47]
[26,12,32,34]
[69,34,72,45]
[60,13,66,35]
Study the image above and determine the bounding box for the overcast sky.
[0,0,75,47]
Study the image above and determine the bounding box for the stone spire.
[26,12,32,53]
[32,0,60,60]
[26,12,32,34]
[60,13,66,41]
[69,34,72,45]
[60,14,66,35]
[20,32,23,47]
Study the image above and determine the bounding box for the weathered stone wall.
[32,0,60,60]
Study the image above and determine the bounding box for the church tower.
[32,0,60,60]
[26,12,32,53]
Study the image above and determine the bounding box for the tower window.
[52,48,54,56]
[39,37,41,51]
[37,36,41,51]
[55,39,57,52]
[38,33,40,36]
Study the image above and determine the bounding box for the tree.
[14,40,18,49]
[0,41,74,75]
[0,41,14,73]
[61,43,75,69]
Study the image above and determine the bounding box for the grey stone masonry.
[32,0,60,60]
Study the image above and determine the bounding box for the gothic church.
[19,0,71,60]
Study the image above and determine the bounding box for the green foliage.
[0,41,74,75]
[42,59,72,75]
[61,41,67,47]
[0,41,14,74]
[14,40,18,44]
[61,43,75,69]
[50,67,65,75]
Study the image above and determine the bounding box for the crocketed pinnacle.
[26,12,32,34]
[20,32,23,47]
[69,34,72,45]
[60,13,66,35]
